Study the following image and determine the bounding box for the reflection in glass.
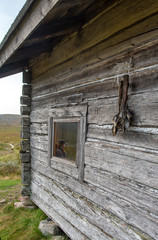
[53,122,78,161]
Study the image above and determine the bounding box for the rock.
[39,219,61,236]
[14,202,25,208]
[19,196,35,206]
[0,199,6,204]
[14,201,36,209]
[50,236,65,240]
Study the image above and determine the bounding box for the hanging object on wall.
[112,75,132,136]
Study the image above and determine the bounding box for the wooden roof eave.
[0,0,97,78]
[0,0,62,78]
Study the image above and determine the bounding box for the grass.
[0,125,21,176]
[0,179,48,240]
[0,178,70,240]
[0,124,70,240]
[0,178,21,190]
[0,126,20,145]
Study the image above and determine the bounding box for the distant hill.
[0,114,21,126]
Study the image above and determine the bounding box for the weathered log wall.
[29,1,158,239]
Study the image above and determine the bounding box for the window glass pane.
[53,122,78,161]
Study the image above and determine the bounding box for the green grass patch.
[0,179,21,190]
[0,178,70,240]
[0,143,7,151]
[0,205,48,240]
[0,150,21,176]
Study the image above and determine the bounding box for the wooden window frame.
[48,104,87,181]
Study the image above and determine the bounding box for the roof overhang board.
[0,0,60,69]
[0,0,97,78]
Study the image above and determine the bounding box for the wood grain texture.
[20,152,31,163]
[31,161,157,239]
[20,106,31,116]
[31,193,91,240]
[21,116,30,126]
[0,0,60,67]
[31,171,146,240]
[22,85,31,97]
[23,70,32,84]
[87,124,158,151]
[21,139,30,152]
[20,96,31,106]
[85,141,158,189]
[21,126,30,139]
[27,3,158,239]
[30,0,158,78]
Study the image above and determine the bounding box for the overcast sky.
[0,0,27,114]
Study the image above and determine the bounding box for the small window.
[53,120,78,162]
[48,105,87,181]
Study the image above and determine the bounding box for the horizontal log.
[22,170,31,185]
[23,70,32,84]
[31,0,158,79]
[31,148,48,164]
[21,126,30,139]
[88,90,158,127]
[30,123,48,135]
[20,152,31,163]
[31,181,113,240]
[21,116,30,126]
[31,193,90,240]
[32,171,144,240]
[21,185,31,196]
[22,162,31,172]
[31,58,158,101]
[31,69,158,120]
[22,85,31,97]
[20,139,30,152]
[22,172,31,186]
[20,96,31,106]
[20,106,31,115]
[87,125,158,151]
[51,158,78,179]
[30,108,49,123]
[85,143,158,190]
[32,160,158,239]
[49,104,87,118]
[30,135,48,152]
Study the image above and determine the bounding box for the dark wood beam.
[0,60,28,78]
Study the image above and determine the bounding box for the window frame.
[48,105,87,181]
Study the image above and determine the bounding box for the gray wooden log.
[22,171,31,185]
[30,108,49,123]
[22,85,31,97]
[21,116,30,126]
[30,123,48,135]
[31,182,112,240]
[21,185,31,196]
[51,158,78,179]
[30,135,48,152]
[31,160,158,240]
[20,96,31,106]
[21,126,30,139]
[31,148,48,164]
[21,139,30,152]
[32,172,146,240]
[20,106,31,115]
[23,70,32,84]
[22,162,31,172]
[87,125,158,151]
[20,152,31,163]
[31,193,89,240]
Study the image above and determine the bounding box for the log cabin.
[0,0,158,239]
